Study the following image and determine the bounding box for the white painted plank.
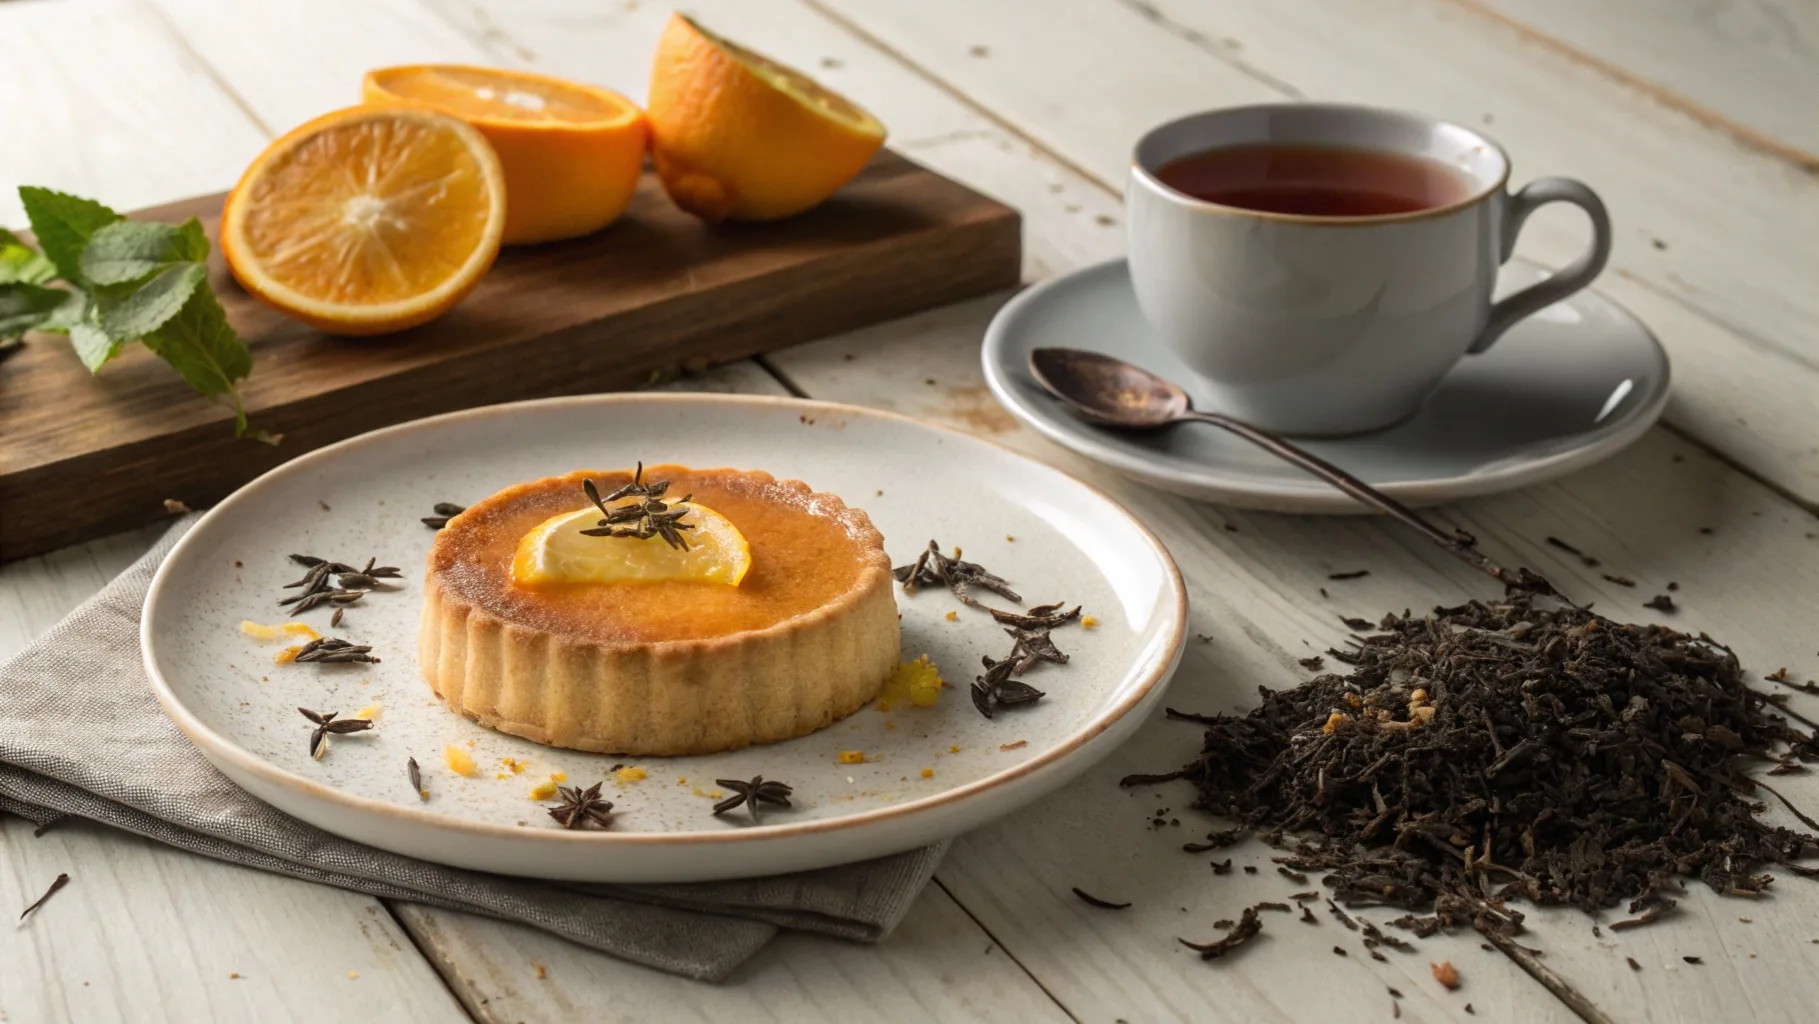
[140,0,495,133]
[0,0,268,228]
[1472,0,1819,157]
[812,0,1819,508]
[393,885,1071,1024]
[0,816,469,1024]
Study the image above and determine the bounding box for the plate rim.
[141,391,1188,850]
[982,257,1672,512]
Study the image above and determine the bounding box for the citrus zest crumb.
[273,645,302,664]
[495,772,509,780]
[353,703,382,721]
[710,789,723,799]
[920,768,934,779]
[945,610,958,622]
[281,622,321,640]
[240,620,281,640]
[1432,960,1460,989]
[999,740,1028,751]
[444,745,479,777]
[1006,534,1015,541]
[676,776,687,785]
[1323,712,1352,735]
[877,654,943,710]
[949,744,961,754]
[500,757,529,774]
[535,963,548,980]
[228,972,241,979]
[347,971,359,980]
[837,750,865,765]
[1082,615,1100,629]
[615,766,648,783]
[549,770,567,783]
[529,779,558,801]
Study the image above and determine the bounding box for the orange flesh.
[430,468,869,644]
[234,116,496,305]
[370,66,634,125]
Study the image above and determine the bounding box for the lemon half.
[511,503,752,586]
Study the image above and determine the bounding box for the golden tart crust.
[419,466,899,755]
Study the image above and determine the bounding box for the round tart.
[419,466,899,755]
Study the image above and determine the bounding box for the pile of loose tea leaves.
[1130,592,1819,942]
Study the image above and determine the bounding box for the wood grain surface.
[0,154,1019,561]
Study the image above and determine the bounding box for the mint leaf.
[0,282,68,338]
[0,229,57,285]
[80,219,209,286]
[96,262,206,340]
[36,289,90,333]
[18,187,121,284]
[143,285,250,398]
[69,319,125,371]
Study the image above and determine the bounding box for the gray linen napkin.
[0,517,944,982]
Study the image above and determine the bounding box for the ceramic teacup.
[1126,103,1611,436]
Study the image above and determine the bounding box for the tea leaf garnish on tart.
[581,463,697,550]
[298,707,374,759]
[546,782,615,829]
[511,468,753,586]
[712,776,794,823]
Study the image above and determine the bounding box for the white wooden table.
[4,1,1816,1020]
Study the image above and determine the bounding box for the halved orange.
[363,65,647,245]
[221,105,505,336]
[646,14,886,222]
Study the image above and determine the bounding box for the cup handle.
[1467,177,1612,355]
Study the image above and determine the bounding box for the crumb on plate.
[444,746,478,777]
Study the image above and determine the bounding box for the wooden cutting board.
[0,151,1020,561]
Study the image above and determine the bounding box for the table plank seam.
[1114,0,1308,98]
[133,0,278,139]
[1436,0,1819,172]
[931,877,1084,1023]
[380,899,485,1024]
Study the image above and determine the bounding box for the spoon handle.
[1180,409,1534,591]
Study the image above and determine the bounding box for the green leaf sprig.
[2,187,268,441]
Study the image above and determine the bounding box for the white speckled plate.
[142,394,1185,882]
[983,258,1671,512]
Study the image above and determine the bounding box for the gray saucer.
[982,258,1670,513]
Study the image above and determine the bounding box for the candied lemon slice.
[511,502,752,586]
